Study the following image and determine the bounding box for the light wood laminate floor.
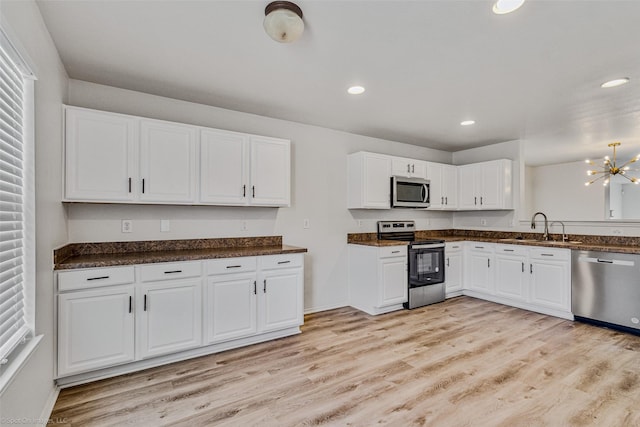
[51,296,640,426]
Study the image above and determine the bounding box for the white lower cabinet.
[56,254,304,383]
[529,248,571,313]
[348,244,407,315]
[467,244,572,319]
[57,284,135,377]
[445,242,463,297]
[137,279,203,359]
[204,254,304,344]
[464,242,495,294]
[494,244,528,302]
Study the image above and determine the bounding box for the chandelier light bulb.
[584,142,640,186]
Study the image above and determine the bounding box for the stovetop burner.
[376,220,444,245]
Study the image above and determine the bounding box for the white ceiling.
[36,0,640,166]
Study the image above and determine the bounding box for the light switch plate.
[121,220,133,233]
[160,219,170,232]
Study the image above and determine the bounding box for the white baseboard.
[304,302,348,315]
[37,385,60,427]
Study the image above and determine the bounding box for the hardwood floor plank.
[50,297,640,426]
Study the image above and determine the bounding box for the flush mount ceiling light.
[492,0,526,14]
[263,1,304,43]
[460,120,475,126]
[585,142,640,186]
[600,78,630,88]
[347,86,365,95]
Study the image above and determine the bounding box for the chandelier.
[585,142,640,186]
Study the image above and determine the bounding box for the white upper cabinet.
[65,107,137,201]
[200,129,249,205]
[64,106,290,207]
[426,162,457,210]
[348,152,392,209]
[139,119,197,203]
[391,156,427,179]
[250,136,291,206]
[199,132,290,207]
[458,159,512,210]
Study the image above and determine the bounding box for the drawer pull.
[226,265,242,269]
[391,251,400,254]
[475,246,484,249]
[503,249,514,252]
[144,294,147,311]
[129,296,132,313]
[277,260,291,264]
[263,279,267,293]
[164,270,183,274]
[253,280,257,295]
[86,276,109,281]
[541,254,554,257]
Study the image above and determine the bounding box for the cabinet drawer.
[58,266,135,292]
[496,244,528,256]
[446,242,463,251]
[207,257,257,275]
[466,242,494,252]
[378,246,407,258]
[260,253,303,270]
[139,261,202,282]
[529,247,570,261]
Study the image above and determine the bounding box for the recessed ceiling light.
[492,0,525,14]
[347,86,365,95]
[600,78,630,88]
[460,120,475,126]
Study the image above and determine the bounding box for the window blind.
[0,37,29,364]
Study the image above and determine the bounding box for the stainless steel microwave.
[391,176,430,208]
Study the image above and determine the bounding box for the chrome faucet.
[530,211,550,241]
[550,221,568,242]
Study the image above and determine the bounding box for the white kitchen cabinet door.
[138,279,202,359]
[200,129,249,205]
[458,164,479,210]
[392,157,427,179]
[530,258,570,312]
[379,256,408,307]
[64,107,137,201]
[479,161,502,210]
[259,268,303,333]
[249,136,291,206]
[57,285,135,377]
[442,164,458,209]
[205,273,257,344]
[495,254,528,302]
[445,243,463,295]
[426,162,443,209]
[348,152,392,209]
[465,243,494,293]
[139,119,197,203]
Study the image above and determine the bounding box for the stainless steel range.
[377,221,445,309]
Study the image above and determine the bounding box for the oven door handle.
[411,243,445,249]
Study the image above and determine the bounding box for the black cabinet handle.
[128,177,132,193]
[441,197,444,204]
[87,276,109,281]
[446,258,450,267]
[263,279,267,293]
[164,270,182,274]
[253,280,257,295]
[277,260,291,264]
[411,164,415,173]
[252,186,255,198]
[487,259,490,268]
[541,254,554,257]
[407,164,410,173]
[144,294,147,311]
[480,196,483,205]
[226,265,242,269]
[530,264,533,274]
[474,197,477,205]
[142,178,145,194]
[445,197,448,205]
[129,296,132,313]
[243,185,246,197]
[521,262,524,273]
[503,249,514,252]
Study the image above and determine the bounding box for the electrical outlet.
[160,219,170,232]
[612,228,623,235]
[241,221,248,231]
[121,220,133,233]
[357,220,363,228]
[480,218,487,226]
[303,219,310,229]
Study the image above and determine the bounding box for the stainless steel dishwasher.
[572,250,640,334]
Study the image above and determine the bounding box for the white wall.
[0,0,68,425]
[66,79,454,313]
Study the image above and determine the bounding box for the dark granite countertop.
[54,236,307,270]
[347,230,640,254]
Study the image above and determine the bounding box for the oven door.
[409,245,445,287]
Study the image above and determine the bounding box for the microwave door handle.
[422,184,428,203]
